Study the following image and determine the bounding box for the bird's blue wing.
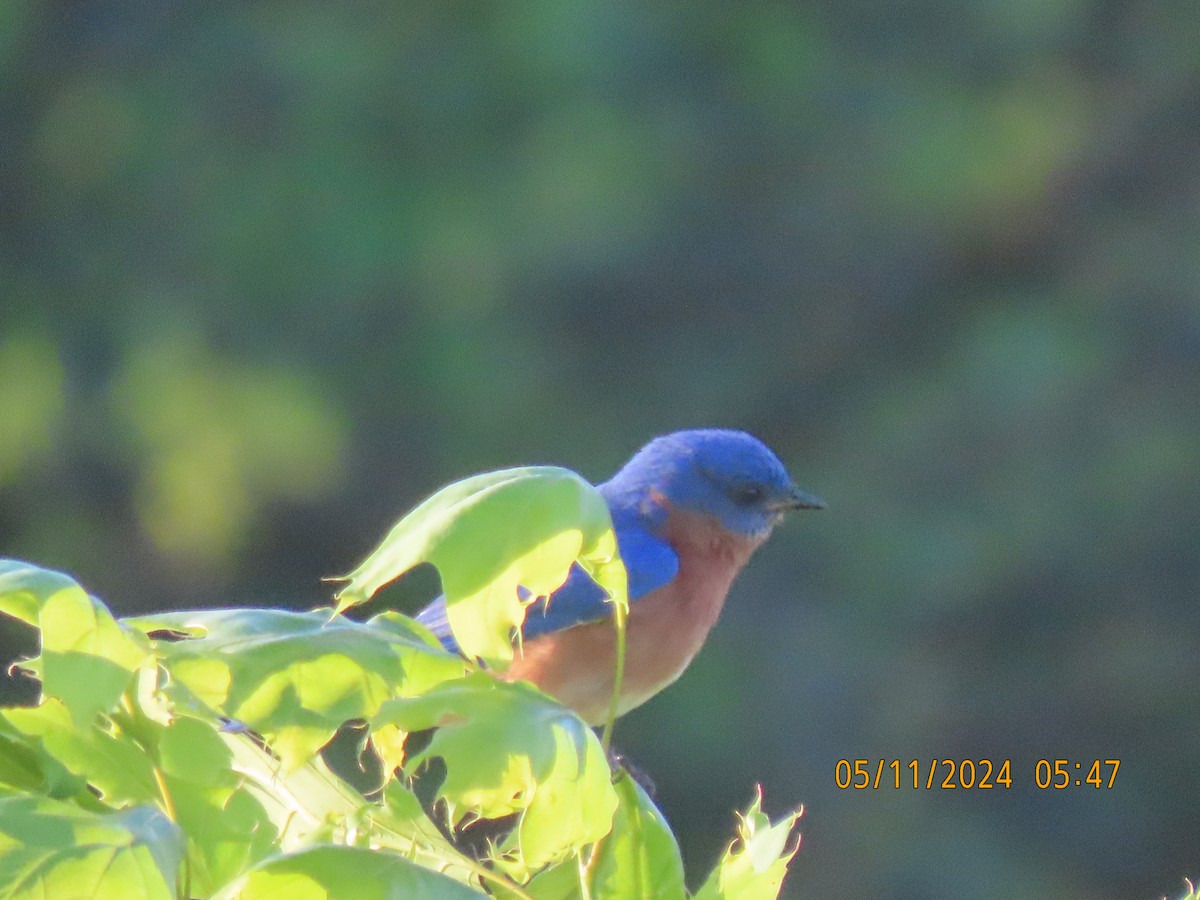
[612,524,681,602]
[413,595,455,649]
[414,524,678,652]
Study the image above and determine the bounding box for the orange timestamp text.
[834,759,1121,790]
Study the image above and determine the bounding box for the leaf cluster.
[0,468,801,898]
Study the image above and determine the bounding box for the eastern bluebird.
[417,429,824,724]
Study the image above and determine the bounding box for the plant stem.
[600,601,627,757]
[151,767,177,822]
[467,862,537,900]
[577,851,594,900]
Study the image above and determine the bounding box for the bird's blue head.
[601,428,825,539]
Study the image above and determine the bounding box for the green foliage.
[0,562,151,727]
[0,796,183,900]
[210,846,483,900]
[373,674,617,877]
[332,465,628,669]
[587,773,687,899]
[121,607,467,772]
[0,469,801,898]
[694,789,802,900]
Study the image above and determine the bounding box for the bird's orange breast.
[501,509,765,724]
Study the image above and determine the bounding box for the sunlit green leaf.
[222,731,479,884]
[158,714,232,787]
[3,699,159,806]
[164,775,277,897]
[0,795,183,900]
[332,466,627,668]
[210,844,485,900]
[0,712,90,804]
[374,780,471,864]
[373,672,617,873]
[500,776,687,900]
[0,719,46,794]
[587,773,686,899]
[694,788,802,900]
[116,713,281,895]
[124,607,467,771]
[514,858,584,900]
[0,560,152,725]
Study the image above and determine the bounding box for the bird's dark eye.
[731,484,766,506]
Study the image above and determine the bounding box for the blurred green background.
[2,2,1198,897]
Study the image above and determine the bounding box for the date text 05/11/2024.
[834,759,1121,790]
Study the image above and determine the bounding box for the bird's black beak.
[777,485,826,511]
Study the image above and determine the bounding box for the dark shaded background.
[2,2,1198,897]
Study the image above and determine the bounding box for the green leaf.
[587,772,686,900]
[210,844,485,900]
[331,466,628,668]
[513,858,584,900]
[3,699,159,806]
[158,714,233,787]
[124,608,467,771]
[0,719,47,794]
[502,775,687,899]
[373,672,617,873]
[154,715,281,895]
[693,788,803,900]
[0,713,91,804]
[0,560,152,725]
[164,776,278,897]
[221,731,479,885]
[0,795,184,900]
